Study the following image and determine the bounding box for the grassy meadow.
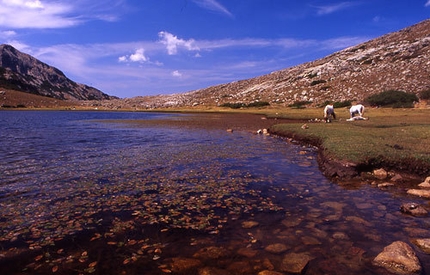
[266,106,430,176]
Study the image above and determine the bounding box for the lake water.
[0,110,429,274]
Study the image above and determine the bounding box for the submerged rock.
[242,220,259,229]
[407,189,430,198]
[258,271,284,275]
[170,257,202,273]
[373,241,421,275]
[264,243,288,254]
[193,246,231,259]
[412,238,430,254]
[400,203,428,216]
[280,252,313,274]
[198,266,231,275]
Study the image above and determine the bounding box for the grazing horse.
[347,104,368,121]
[323,104,336,122]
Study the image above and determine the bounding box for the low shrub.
[220,101,270,109]
[365,90,418,108]
[310,79,326,86]
[288,101,312,109]
[333,100,352,108]
[319,100,351,108]
[419,90,430,100]
[247,101,270,108]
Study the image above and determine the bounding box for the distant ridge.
[0,44,115,101]
[117,19,430,109]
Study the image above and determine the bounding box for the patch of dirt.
[0,88,81,109]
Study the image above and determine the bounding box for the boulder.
[373,241,421,275]
[418,176,430,188]
[412,238,430,254]
[418,181,430,188]
[407,189,430,198]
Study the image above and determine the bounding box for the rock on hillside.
[119,19,430,109]
[0,44,115,101]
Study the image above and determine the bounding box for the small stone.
[237,247,258,258]
[193,246,231,259]
[241,221,259,229]
[332,232,349,240]
[198,266,231,275]
[264,243,288,254]
[301,236,321,245]
[378,182,395,188]
[258,271,284,275]
[391,173,404,182]
[373,168,388,180]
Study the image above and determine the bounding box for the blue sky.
[0,1,429,98]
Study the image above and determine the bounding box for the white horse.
[323,104,336,122]
[347,104,368,121]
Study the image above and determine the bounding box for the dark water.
[0,110,429,274]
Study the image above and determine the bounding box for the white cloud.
[191,0,233,17]
[0,0,126,29]
[3,0,44,9]
[129,48,147,62]
[0,0,78,28]
[158,31,200,55]
[172,70,182,78]
[312,2,356,15]
[426,0,430,7]
[0,30,17,37]
[119,48,148,63]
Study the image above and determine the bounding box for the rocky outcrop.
[0,44,115,101]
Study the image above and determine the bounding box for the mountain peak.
[0,44,115,101]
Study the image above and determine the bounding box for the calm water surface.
[0,110,429,274]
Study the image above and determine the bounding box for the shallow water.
[0,110,429,274]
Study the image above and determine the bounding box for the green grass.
[268,107,430,174]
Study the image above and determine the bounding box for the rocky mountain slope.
[0,44,114,101]
[111,19,430,109]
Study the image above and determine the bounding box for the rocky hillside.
[112,19,430,109]
[0,44,114,101]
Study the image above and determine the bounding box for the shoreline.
[268,126,428,185]
[3,107,428,182]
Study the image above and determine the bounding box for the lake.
[0,110,429,274]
